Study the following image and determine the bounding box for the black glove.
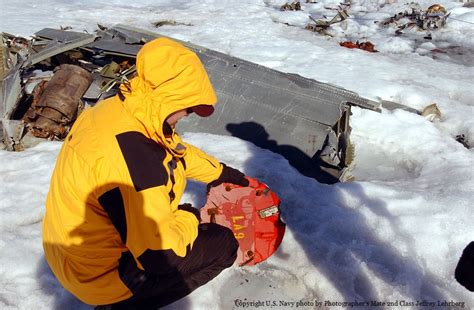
[178,203,201,222]
[207,163,249,190]
[455,241,474,292]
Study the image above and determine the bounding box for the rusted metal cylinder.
[31,64,92,139]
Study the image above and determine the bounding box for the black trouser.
[109,223,238,309]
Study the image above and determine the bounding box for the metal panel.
[1,119,24,151]
[85,39,141,57]
[177,48,347,156]
[1,62,22,119]
[35,28,93,42]
[29,30,96,66]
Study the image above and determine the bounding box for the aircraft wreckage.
[0,25,438,183]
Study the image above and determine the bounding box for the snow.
[1,0,473,309]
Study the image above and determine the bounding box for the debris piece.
[1,119,24,151]
[339,41,378,52]
[421,103,441,121]
[280,1,302,11]
[426,4,447,15]
[306,8,349,34]
[24,64,92,139]
[455,134,470,149]
[152,20,193,28]
[379,4,449,35]
[0,36,8,79]
[463,1,474,8]
[1,33,30,78]
[201,178,285,266]
[425,4,449,29]
[97,24,108,31]
[24,70,54,94]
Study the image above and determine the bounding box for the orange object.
[340,41,377,53]
[201,177,285,266]
[340,41,359,49]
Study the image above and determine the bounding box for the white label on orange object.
[258,205,279,219]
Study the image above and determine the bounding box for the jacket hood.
[119,37,217,155]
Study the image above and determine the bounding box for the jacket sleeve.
[182,142,223,184]
[98,183,199,274]
[128,185,198,254]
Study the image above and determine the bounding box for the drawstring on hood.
[118,37,217,156]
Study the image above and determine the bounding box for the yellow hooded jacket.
[42,38,223,305]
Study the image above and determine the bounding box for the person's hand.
[207,163,249,190]
[178,203,201,222]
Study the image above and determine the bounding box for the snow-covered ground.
[1,0,473,309]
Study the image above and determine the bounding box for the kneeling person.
[42,37,248,309]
